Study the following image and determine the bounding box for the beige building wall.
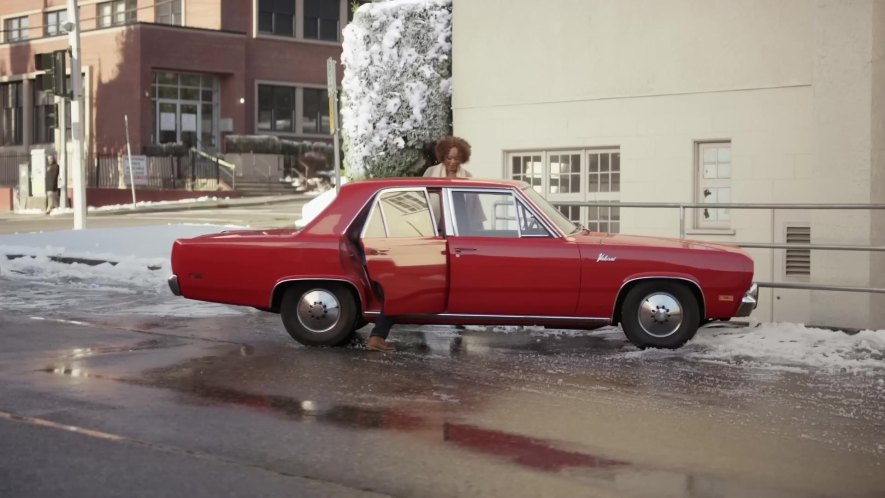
[452,0,884,329]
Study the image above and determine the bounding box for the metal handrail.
[190,147,235,189]
[558,200,885,296]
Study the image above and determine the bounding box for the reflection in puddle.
[39,354,829,497]
[43,366,93,379]
[135,380,624,473]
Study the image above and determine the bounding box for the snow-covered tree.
[341,0,452,178]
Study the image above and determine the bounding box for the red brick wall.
[0,188,13,212]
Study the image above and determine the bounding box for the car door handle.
[367,248,389,255]
[454,247,476,257]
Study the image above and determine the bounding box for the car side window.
[516,202,549,236]
[363,190,436,238]
[450,190,551,238]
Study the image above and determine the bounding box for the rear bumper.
[168,274,181,296]
[734,283,758,317]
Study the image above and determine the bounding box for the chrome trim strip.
[614,276,708,319]
[167,275,180,296]
[362,311,609,322]
[423,187,441,237]
[735,283,758,317]
[270,277,365,311]
[359,197,383,239]
[444,187,456,236]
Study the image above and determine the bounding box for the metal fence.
[0,151,229,190]
[0,153,29,187]
[556,201,885,295]
[87,152,226,189]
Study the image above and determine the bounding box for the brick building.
[0,0,360,156]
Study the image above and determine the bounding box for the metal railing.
[554,201,885,295]
[0,153,29,187]
[191,147,236,190]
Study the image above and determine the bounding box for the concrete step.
[233,180,301,197]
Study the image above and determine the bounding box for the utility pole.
[326,58,341,194]
[65,0,86,229]
[57,94,67,209]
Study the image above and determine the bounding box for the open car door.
[360,188,448,316]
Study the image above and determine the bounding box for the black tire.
[620,281,700,349]
[280,283,358,347]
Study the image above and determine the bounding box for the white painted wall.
[452,0,884,329]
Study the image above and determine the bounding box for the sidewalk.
[0,193,313,221]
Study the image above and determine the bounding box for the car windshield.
[520,186,581,235]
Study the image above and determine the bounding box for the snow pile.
[0,225,235,265]
[2,224,884,373]
[606,323,885,374]
[341,0,452,178]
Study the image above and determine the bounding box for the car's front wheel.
[620,281,700,349]
[280,283,358,346]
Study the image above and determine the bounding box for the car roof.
[345,177,529,189]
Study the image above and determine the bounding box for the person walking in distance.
[45,154,60,214]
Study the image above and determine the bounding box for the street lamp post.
[65,0,86,229]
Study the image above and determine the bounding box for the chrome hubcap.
[637,292,683,338]
[296,289,340,334]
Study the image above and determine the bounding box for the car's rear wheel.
[280,283,358,346]
[620,281,700,349]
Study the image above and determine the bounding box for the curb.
[0,193,314,219]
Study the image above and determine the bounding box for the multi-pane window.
[258,85,295,132]
[156,0,182,25]
[152,71,218,147]
[301,88,329,134]
[585,150,620,232]
[509,148,621,233]
[696,142,731,229]
[304,0,340,41]
[588,150,620,193]
[258,0,295,37]
[258,84,328,135]
[98,0,136,28]
[511,154,543,193]
[549,153,581,194]
[1,82,23,146]
[45,10,68,36]
[5,16,29,42]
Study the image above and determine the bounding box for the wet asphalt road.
[1,304,883,497]
[1,202,884,497]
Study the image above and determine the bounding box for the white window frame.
[505,148,621,233]
[694,141,732,230]
[98,0,136,28]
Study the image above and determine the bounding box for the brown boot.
[367,335,396,352]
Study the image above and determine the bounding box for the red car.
[169,178,757,349]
